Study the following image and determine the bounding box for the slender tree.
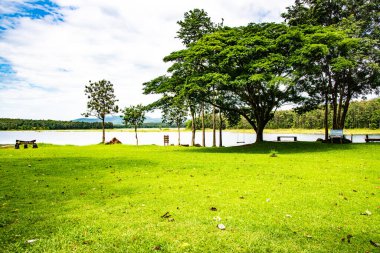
[122,104,146,146]
[176,8,218,146]
[143,72,198,146]
[161,98,188,145]
[83,79,119,143]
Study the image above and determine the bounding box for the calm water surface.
[0,130,375,146]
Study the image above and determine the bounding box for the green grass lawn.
[0,143,379,252]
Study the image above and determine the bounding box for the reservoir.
[0,130,376,146]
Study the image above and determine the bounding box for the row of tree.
[143,1,380,143]
[83,79,147,144]
[185,98,380,130]
[0,118,113,130]
[83,1,380,145]
[265,98,380,129]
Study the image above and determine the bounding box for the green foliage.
[265,98,380,130]
[122,104,146,146]
[282,0,380,39]
[0,118,113,130]
[83,79,119,143]
[291,25,380,130]
[83,80,119,120]
[176,8,217,46]
[283,1,380,132]
[146,7,379,142]
[122,104,146,129]
[145,9,219,146]
[184,112,227,130]
[161,99,188,129]
[0,144,379,252]
[180,23,303,142]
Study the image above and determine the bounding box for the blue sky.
[0,0,61,22]
[0,0,293,120]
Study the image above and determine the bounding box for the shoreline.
[1,128,380,134]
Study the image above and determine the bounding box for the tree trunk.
[219,111,223,147]
[135,126,138,146]
[339,93,351,129]
[212,105,216,147]
[102,117,105,144]
[324,92,329,141]
[191,110,196,146]
[201,102,205,147]
[177,124,181,145]
[332,80,338,129]
[337,87,344,127]
[255,126,264,143]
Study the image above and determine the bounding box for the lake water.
[0,130,376,146]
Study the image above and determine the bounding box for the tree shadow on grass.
[178,141,362,154]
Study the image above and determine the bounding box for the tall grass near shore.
[0,143,379,252]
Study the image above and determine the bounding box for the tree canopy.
[146,23,305,142]
[83,79,119,143]
[282,0,380,39]
[122,104,146,146]
[282,0,380,137]
[143,5,380,143]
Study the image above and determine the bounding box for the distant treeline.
[2,99,378,131]
[256,98,380,129]
[0,118,113,130]
[114,122,173,129]
[0,118,177,130]
[187,98,380,130]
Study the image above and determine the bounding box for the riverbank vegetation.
[1,96,379,133]
[0,143,379,252]
[185,98,380,131]
[0,118,113,131]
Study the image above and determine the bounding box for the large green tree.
[290,27,379,138]
[283,1,380,138]
[83,79,119,143]
[176,23,302,142]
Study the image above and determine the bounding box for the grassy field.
[0,143,379,252]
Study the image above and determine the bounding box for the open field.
[0,143,379,252]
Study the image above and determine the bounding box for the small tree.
[83,79,119,144]
[161,99,188,145]
[122,104,146,146]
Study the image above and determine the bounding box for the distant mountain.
[144,116,162,123]
[72,115,161,125]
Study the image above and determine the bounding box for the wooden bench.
[277,136,297,142]
[15,140,38,149]
[329,129,343,144]
[365,134,380,143]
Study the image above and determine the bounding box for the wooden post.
[164,135,169,146]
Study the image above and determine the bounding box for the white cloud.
[0,0,293,120]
